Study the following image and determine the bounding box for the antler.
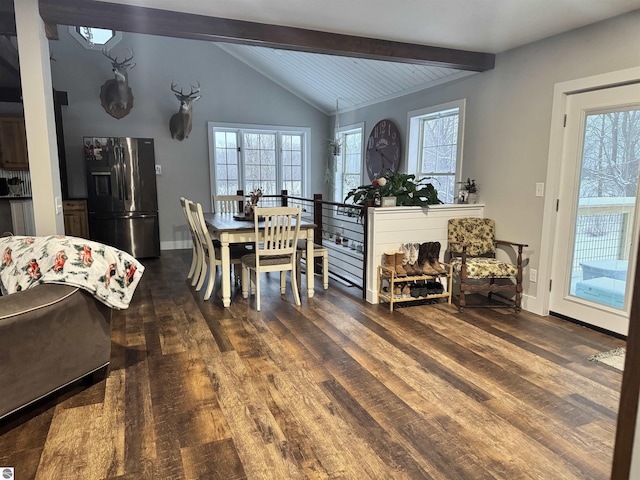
[188,82,201,97]
[170,82,201,98]
[102,47,135,66]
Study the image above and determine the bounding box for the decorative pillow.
[0,235,144,309]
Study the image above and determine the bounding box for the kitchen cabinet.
[0,116,29,171]
[9,199,35,236]
[63,199,89,238]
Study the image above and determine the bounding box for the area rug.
[588,347,626,371]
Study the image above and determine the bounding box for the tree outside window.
[407,100,465,204]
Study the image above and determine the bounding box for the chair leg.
[256,270,261,311]
[187,244,197,279]
[322,251,329,289]
[203,261,217,301]
[296,254,303,292]
[241,266,249,299]
[280,271,287,294]
[291,263,301,306]
[191,245,203,287]
[195,254,207,291]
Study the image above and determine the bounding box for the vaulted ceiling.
[2,0,640,112]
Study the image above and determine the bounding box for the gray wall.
[49,29,330,249]
[336,10,640,302]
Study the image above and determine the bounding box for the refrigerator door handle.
[114,146,123,201]
[122,152,129,201]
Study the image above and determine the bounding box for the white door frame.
[538,66,640,317]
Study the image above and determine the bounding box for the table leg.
[220,232,231,307]
[306,232,315,298]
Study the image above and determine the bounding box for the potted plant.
[7,177,23,196]
[328,138,342,156]
[344,169,442,209]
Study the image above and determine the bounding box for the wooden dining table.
[204,212,316,307]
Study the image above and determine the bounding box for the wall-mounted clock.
[365,119,401,181]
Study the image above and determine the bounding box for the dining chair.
[296,240,329,290]
[187,199,244,301]
[241,206,302,311]
[212,194,244,214]
[180,196,202,285]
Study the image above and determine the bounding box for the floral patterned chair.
[447,218,527,312]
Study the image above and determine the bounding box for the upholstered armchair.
[447,217,527,312]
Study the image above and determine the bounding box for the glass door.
[550,83,640,335]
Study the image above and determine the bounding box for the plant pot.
[467,193,478,204]
[8,184,22,195]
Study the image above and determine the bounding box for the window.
[209,123,308,198]
[407,100,465,204]
[333,124,364,202]
[69,26,122,50]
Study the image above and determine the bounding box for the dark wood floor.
[0,250,625,479]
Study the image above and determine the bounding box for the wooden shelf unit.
[378,263,452,312]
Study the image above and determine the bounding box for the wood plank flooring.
[0,250,625,479]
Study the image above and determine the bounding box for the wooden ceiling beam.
[38,0,495,72]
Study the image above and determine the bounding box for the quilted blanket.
[0,235,144,310]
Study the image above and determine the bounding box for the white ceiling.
[95,1,640,113]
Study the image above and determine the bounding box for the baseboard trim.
[549,311,626,339]
[161,240,192,251]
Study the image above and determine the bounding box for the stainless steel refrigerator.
[85,137,160,258]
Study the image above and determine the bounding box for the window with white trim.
[407,100,465,204]
[210,123,308,197]
[333,124,364,203]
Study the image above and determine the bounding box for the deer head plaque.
[100,48,135,119]
[169,82,201,141]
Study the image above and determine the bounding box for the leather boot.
[429,241,446,274]
[394,252,408,276]
[399,245,413,275]
[408,243,420,275]
[404,243,417,275]
[420,242,439,275]
[383,252,396,276]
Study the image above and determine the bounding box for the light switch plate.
[55,196,62,214]
[155,165,162,175]
[535,183,544,197]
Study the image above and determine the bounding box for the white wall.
[336,10,640,311]
[49,28,330,249]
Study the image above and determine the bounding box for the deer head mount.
[99,48,135,119]
[169,82,201,141]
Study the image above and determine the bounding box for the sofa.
[0,283,113,419]
[0,234,146,420]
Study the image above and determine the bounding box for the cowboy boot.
[394,251,408,276]
[420,242,439,275]
[398,244,412,275]
[409,243,420,275]
[405,243,418,275]
[429,242,446,274]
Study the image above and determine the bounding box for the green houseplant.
[344,170,442,207]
